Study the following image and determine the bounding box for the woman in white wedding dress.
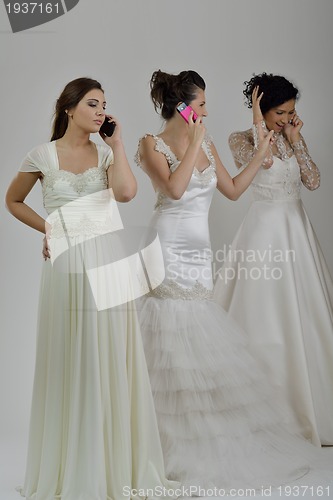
[135,69,322,494]
[213,72,333,447]
[5,77,180,500]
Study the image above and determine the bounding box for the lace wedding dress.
[16,141,180,500]
[135,134,321,494]
[213,129,333,446]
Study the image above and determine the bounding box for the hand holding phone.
[176,102,198,123]
[100,117,116,137]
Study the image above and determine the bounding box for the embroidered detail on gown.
[135,134,321,493]
[16,141,180,500]
[213,129,333,446]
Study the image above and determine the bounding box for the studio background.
[1,0,332,496]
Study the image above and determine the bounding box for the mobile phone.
[100,117,116,137]
[176,102,198,123]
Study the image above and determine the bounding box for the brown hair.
[150,70,206,120]
[51,77,104,141]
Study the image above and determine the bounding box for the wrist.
[290,135,301,147]
[108,137,124,149]
[188,138,202,152]
[252,121,267,150]
[252,119,266,127]
[44,221,51,235]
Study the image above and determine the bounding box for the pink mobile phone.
[176,102,198,123]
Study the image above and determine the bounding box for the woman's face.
[68,89,106,133]
[189,88,208,119]
[263,99,296,133]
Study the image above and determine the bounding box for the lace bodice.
[19,141,115,237]
[229,128,320,193]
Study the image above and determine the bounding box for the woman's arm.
[283,114,320,191]
[5,172,48,233]
[291,136,320,190]
[137,115,206,200]
[213,126,274,201]
[101,116,137,202]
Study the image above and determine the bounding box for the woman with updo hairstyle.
[5,77,180,499]
[135,69,321,492]
[214,72,333,447]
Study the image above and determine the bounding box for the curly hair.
[150,69,206,120]
[243,72,299,115]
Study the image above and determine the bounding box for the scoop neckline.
[52,140,101,175]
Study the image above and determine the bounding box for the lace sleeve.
[228,129,272,170]
[228,131,254,170]
[291,135,320,190]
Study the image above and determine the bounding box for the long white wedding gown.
[213,130,333,447]
[135,134,321,494]
[16,141,180,500]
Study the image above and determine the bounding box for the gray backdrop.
[1,0,332,490]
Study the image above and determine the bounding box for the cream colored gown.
[213,130,333,446]
[16,141,180,500]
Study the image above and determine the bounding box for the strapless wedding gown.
[213,153,333,446]
[16,141,180,500]
[136,134,321,494]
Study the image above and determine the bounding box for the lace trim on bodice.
[50,214,113,239]
[135,133,216,210]
[147,279,213,300]
[42,166,108,195]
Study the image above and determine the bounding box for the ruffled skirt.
[137,294,321,493]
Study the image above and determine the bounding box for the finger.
[187,110,195,125]
[262,129,273,143]
[257,92,263,102]
[267,130,274,142]
[294,116,300,126]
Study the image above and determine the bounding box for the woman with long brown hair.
[5,77,179,500]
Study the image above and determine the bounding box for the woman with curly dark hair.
[214,72,333,447]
